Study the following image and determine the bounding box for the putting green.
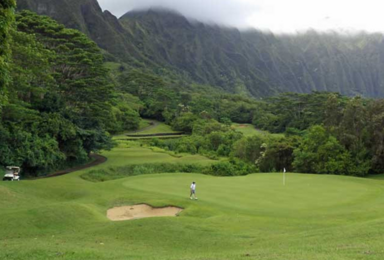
[1,146,384,260]
[123,173,377,216]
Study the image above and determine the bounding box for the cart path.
[42,120,161,179]
[41,154,107,179]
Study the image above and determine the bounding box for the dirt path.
[41,154,107,179]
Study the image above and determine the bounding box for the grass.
[130,122,181,135]
[138,119,151,130]
[114,120,183,141]
[1,143,384,259]
[115,135,186,141]
[232,123,285,138]
[113,120,152,140]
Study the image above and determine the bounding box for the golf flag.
[283,168,286,186]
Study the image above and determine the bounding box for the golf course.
[4,2,384,260]
[2,136,384,260]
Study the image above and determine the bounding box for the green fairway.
[138,119,151,130]
[232,123,284,138]
[1,145,384,260]
[114,135,186,141]
[129,121,181,135]
[99,145,213,167]
[114,120,183,141]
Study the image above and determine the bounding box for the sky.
[98,0,384,33]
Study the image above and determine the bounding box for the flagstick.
[283,168,286,186]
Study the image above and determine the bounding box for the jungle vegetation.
[2,2,384,179]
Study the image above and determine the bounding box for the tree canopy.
[0,10,141,175]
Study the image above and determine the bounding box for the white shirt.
[190,183,196,190]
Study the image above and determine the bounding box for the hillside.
[16,0,145,63]
[4,2,384,259]
[16,0,384,98]
[120,10,384,98]
[3,142,384,259]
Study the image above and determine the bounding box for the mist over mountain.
[98,0,384,34]
[16,0,384,98]
[98,0,259,28]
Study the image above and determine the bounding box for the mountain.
[16,0,145,63]
[120,10,384,98]
[16,0,384,98]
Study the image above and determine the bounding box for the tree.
[0,0,16,111]
[336,97,370,175]
[0,11,120,175]
[172,112,199,133]
[257,136,298,172]
[233,135,265,165]
[367,100,384,173]
[293,125,352,175]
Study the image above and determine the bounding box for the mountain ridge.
[16,0,384,98]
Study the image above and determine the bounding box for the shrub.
[82,163,204,182]
[82,160,257,182]
[203,159,257,176]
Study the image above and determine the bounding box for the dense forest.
[0,5,257,175]
[153,92,384,177]
[0,9,142,175]
[2,0,384,178]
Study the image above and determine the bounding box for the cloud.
[98,0,384,33]
[99,0,260,28]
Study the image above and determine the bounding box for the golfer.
[190,182,197,200]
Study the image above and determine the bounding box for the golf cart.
[3,166,21,181]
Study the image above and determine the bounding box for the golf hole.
[107,204,183,221]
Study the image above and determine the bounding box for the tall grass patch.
[82,160,257,182]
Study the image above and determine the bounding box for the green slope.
[16,0,145,63]
[232,123,284,138]
[2,144,384,259]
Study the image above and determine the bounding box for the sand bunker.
[107,204,183,221]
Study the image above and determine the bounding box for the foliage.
[0,11,135,175]
[16,2,384,100]
[0,0,16,111]
[253,92,345,133]
[115,66,260,124]
[293,125,356,175]
[4,5,384,179]
[143,91,384,177]
[172,112,199,133]
[253,92,381,176]
[82,159,256,182]
[367,100,384,173]
[154,119,243,159]
[202,158,257,176]
[232,134,299,172]
[82,163,205,182]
